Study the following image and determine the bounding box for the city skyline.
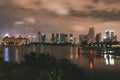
[0,0,120,40]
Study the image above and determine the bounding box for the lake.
[0,45,120,80]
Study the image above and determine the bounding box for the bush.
[0,52,84,80]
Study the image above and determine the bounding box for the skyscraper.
[51,33,55,43]
[56,33,60,43]
[38,31,42,43]
[69,34,74,43]
[79,34,87,45]
[95,33,102,42]
[104,30,116,42]
[87,27,95,43]
[60,33,68,43]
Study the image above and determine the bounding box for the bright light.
[105,58,109,65]
[89,61,93,69]
[105,30,114,32]
[4,33,10,37]
[103,36,106,39]
[4,47,9,62]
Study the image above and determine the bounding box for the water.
[0,45,120,80]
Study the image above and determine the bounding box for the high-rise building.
[51,33,55,43]
[41,34,46,43]
[69,34,74,43]
[104,30,117,42]
[60,33,68,43]
[56,33,60,43]
[87,27,95,43]
[95,33,102,42]
[38,31,42,43]
[79,34,87,45]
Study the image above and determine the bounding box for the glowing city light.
[4,33,10,37]
[4,47,9,62]
[15,49,19,62]
[89,61,93,70]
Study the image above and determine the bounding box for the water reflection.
[78,48,120,70]
[15,49,19,62]
[1,46,120,72]
[70,46,73,59]
[4,47,9,62]
[104,54,114,65]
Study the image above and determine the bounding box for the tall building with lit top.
[103,30,117,42]
[87,27,95,43]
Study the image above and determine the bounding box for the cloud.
[92,0,120,4]
[0,0,120,16]
[14,21,24,25]
[23,17,36,23]
[69,10,120,21]
[14,17,36,26]
[0,0,120,40]
[72,25,85,32]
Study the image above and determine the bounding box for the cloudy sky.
[0,0,120,40]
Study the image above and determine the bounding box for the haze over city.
[0,0,120,40]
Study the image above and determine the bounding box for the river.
[0,45,120,80]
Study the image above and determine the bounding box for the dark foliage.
[0,52,84,80]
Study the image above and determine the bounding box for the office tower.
[51,33,55,43]
[113,35,117,41]
[87,27,95,43]
[56,33,60,43]
[41,33,46,43]
[104,30,116,42]
[60,33,68,43]
[69,34,74,43]
[95,33,102,42]
[79,34,87,45]
[38,31,42,43]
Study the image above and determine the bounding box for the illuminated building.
[95,33,102,42]
[41,33,46,43]
[1,36,27,45]
[51,33,55,43]
[79,34,87,45]
[38,31,42,43]
[87,27,95,43]
[51,33,68,43]
[69,34,74,43]
[60,33,68,43]
[56,33,60,43]
[38,31,46,43]
[103,30,117,42]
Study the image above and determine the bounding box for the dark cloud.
[69,10,120,21]
[105,0,120,4]
[85,5,95,9]
[92,0,99,3]
[92,0,120,4]
[89,10,120,21]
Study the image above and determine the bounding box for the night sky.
[0,0,120,40]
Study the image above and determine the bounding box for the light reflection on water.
[15,49,19,62]
[1,45,120,80]
[4,47,9,62]
[2,46,120,71]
